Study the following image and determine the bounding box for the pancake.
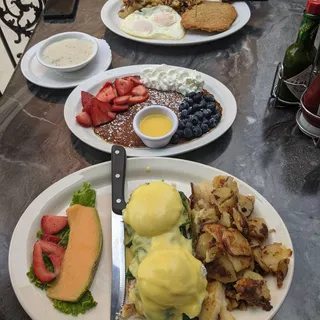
[181,2,238,33]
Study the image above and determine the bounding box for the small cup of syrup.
[133,105,178,148]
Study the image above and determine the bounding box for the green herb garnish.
[70,182,96,208]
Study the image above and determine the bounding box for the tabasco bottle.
[278,0,320,104]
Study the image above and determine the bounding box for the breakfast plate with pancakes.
[101,0,251,45]
[9,158,294,320]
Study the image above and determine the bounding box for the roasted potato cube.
[227,254,252,273]
[196,232,213,261]
[234,278,272,311]
[205,246,220,264]
[226,298,239,311]
[213,176,239,194]
[191,181,214,204]
[219,212,232,228]
[248,217,268,243]
[121,304,136,318]
[253,243,292,274]
[232,208,249,236]
[276,258,290,288]
[211,187,234,205]
[218,195,237,214]
[237,194,255,217]
[220,308,235,320]
[199,281,224,320]
[203,224,226,251]
[206,255,237,283]
[222,228,252,257]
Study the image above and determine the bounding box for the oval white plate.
[64,64,237,157]
[21,38,112,89]
[101,0,251,46]
[8,158,294,320]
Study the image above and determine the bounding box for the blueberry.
[199,100,207,109]
[205,108,212,118]
[185,121,193,129]
[184,127,193,140]
[207,102,217,112]
[213,113,221,122]
[186,92,196,98]
[192,103,201,112]
[180,109,188,119]
[202,118,209,125]
[203,109,210,118]
[209,118,217,129]
[179,102,189,112]
[201,123,209,133]
[191,115,199,125]
[195,111,203,121]
[187,107,193,115]
[177,129,184,138]
[170,134,180,144]
[184,97,194,105]
[192,93,202,103]
[178,121,185,130]
[203,94,214,102]
[192,125,203,138]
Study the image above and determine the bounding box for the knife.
[111,145,127,320]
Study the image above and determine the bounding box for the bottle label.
[285,65,313,99]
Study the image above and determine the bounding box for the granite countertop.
[0,0,319,319]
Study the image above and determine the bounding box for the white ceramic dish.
[64,64,237,157]
[101,0,251,46]
[8,158,294,320]
[133,105,179,148]
[21,38,112,89]
[36,32,99,72]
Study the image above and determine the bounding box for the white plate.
[20,38,112,89]
[64,64,237,157]
[8,158,294,320]
[101,0,251,46]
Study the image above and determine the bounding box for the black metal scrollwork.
[0,0,46,67]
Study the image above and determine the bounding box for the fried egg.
[120,5,185,40]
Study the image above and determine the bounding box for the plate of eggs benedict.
[9,157,293,320]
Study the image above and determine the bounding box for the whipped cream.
[140,65,204,95]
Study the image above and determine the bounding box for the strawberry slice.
[92,97,112,114]
[41,216,68,235]
[114,95,130,105]
[111,104,129,112]
[96,83,117,103]
[48,253,64,274]
[76,111,92,127]
[115,78,133,96]
[131,85,147,97]
[41,234,62,243]
[128,94,149,105]
[108,111,116,120]
[81,91,94,113]
[124,76,141,87]
[33,242,56,283]
[38,240,66,257]
[91,103,114,127]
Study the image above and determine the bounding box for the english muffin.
[181,2,238,33]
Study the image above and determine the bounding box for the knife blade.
[111,145,127,320]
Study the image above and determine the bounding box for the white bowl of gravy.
[36,32,98,72]
[133,105,178,148]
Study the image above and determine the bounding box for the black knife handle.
[111,145,127,215]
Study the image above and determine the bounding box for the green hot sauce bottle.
[278,0,320,104]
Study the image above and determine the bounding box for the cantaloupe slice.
[46,204,102,301]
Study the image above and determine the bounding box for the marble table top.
[0,0,319,319]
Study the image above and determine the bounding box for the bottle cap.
[306,0,320,15]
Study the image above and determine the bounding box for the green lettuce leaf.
[52,290,97,316]
[36,230,44,239]
[70,182,96,208]
[26,255,54,290]
[56,227,70,248]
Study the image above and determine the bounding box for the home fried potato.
[237,194,255,217]
[248,217,268,244]
[222,228,252,257]
[231,208,249,236]
[227,254,252,273]
[206,255,237,284]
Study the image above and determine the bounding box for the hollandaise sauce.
[123,181,208,320]
[139,114,173,137]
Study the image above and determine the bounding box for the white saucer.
[296,108,320,138]
[20,38,112,89]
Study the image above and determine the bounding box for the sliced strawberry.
[129,76,141,86]
[114,95,130,105]
[113,86,118,98]
[128,94,149,105]
[81,91,94,113]
[108,111,116,120]
[115,78,133,96]
[76,111,92,127]
[92,97,112,114]
[48,253,64,274]
[91,103,114,127]
[41,234,62,243]
[96,84,116,103]
[101,81,113,88]
[41,215,68,235]
[38,240,66,257]
[111,104,129,112]
[131,85,147,97]
[32,242,56,283]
